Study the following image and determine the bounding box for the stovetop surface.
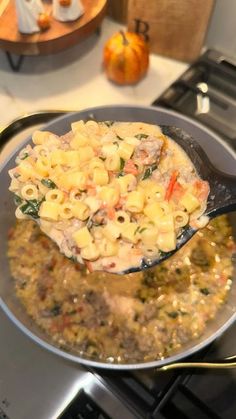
[1,305,236,419]
[1,49,236,419]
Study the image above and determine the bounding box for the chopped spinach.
[21,152,29,160]
[68,255,77,263]
[142,164,157,180]
[134,226,140,235]
[200,287,210,295]
[139,227,147,234]
[50,304,61,316]
[104,121,114,127]
[20,199,43,219]
[41,178,56,189]
[135,133,149,140]
[120,157,125,171]
[117,157,126,177]
[135,226,147,235]
[87,217,101,231]
[159,250,168,257]
[116,134,124,141]
[14,194,23,206]
[167,311,179,319]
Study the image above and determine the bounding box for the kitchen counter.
[0,17,187,128]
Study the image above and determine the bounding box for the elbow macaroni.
[9,120,209,273]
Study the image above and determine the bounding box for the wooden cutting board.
[127,0,215,62]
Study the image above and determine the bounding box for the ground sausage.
[133,136,164,165]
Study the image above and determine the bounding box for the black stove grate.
[153,49,236,147]
[93,321,236,419]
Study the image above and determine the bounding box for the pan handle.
[0,110,72,148]
[156,355,236,371]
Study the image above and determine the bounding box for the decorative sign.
[127,0,214,62]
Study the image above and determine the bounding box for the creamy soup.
[9,121,210,273]
[7,216,234,364]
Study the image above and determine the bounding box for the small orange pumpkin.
[103,31,149,85]
[59,0,72,7]
[37,13,51,31]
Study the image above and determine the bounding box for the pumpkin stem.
[120,30,129,46]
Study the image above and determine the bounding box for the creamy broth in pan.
[9,121,210,273]
[8,216,234,363]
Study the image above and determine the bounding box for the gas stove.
[153,50,236,149]
[1,50,236,419]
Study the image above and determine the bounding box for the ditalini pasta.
[9,121,210,273]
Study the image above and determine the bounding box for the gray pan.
[0,105,236,370]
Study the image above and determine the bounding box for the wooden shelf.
[0,0,107,56]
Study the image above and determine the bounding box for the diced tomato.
[171,181,185,201]
[8,227,14,240]
[77,306,84,313]
[86,184,96,196]
[219,274,227,285]
[85,260,93,273]
[103,262,116,270]
[41,237,50,249]
[124,160,139,175]
[194,180,210,201]
[165,170,179,201]
[115,202,123,210]
[107,206,116,220]
[115,198,125,210]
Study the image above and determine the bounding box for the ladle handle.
[157,355,236,371]
[207,170,236,218]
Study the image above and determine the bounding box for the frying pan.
[0,105,236,370]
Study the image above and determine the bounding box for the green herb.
[116,134,124,141]
[86,217,101,231]
[159,250,168,258]
[139,227,147,234]
[50,304,61,316]
[117,172,125,177]
[87,220,101,229]
[179,310,189,316]
[113,141,119,147]
[200,287,210,295]
[99,156,106,161]
[14,194,23,206]
[68,255,77,263]
[135,133,149,140]
[67,309,77,315]
[41,179,56,189]
[120,157,125,171]
[135,226,147,235]
[21,153,29,160]
[142,164,157,180]
[167,311,179,319]
[104,121,114,127]
[20,199,43,219]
